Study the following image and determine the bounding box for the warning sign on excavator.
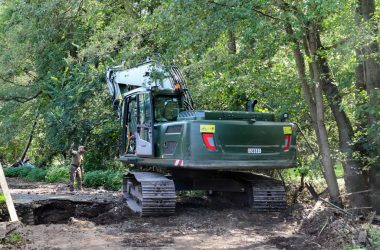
[283,126,292,134]
[200,125,215,133]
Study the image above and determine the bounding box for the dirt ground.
[0,178,376,249]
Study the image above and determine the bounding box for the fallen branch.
[320,197,352,215]
[306,182,352,216]
[345,207,373,211]
[307,200,323,219]
[318,218,329,237]
[305,182,319,201]
[339,189,372,197]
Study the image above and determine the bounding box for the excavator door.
[123,91,154,156]
[135,92,154,156]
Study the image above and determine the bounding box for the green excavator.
[106,59,297,216]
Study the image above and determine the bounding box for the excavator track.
[232,172,287,211]
[123,172,176,216]
[250,178,286,211]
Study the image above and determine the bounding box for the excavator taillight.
[202,133,216,151]
[283,134,291,151]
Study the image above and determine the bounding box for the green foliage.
[369,227,380,249]
[3,232,23,245]
[83,170,106,188]
[24,168,47,182]
[4,165,124,191]
[4,167,23,177]
[4,167,46,181]
[334,163,344,179]
[45,165,69,183]
[0,192,5,204]
[83,170,122,191]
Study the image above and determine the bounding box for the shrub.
[4,166,46,181]
[17,167,31,178]
[25,168,47,181]
[4,165,122,191]
[104,171,122,191]
[4,166,30,177]
[83,170,107,188]
[369,227,380,249]
[45,165,69,183]
[83,170,122,191]
[4,167,24,177]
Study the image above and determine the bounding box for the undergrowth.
[3,232,23,245]
[0,192,5,204]
[4,167,46,181]
[4,166,123,191]
[83,170,122,191]
[45,165,69,182]
[368,226,380,249]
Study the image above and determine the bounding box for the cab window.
[154,96,180,122]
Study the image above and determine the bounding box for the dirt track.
[0,178,348,249]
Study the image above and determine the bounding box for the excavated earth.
[0,178,375,249]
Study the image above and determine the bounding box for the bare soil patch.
[0,178,377,249]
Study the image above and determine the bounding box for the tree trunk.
[357,0,380,213]
[285,24,341,204]
[227,29,237,54]
[307,26,370,208]
[307,25,341,205]
[12,112,39,167]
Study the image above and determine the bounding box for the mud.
[0,178,376,249]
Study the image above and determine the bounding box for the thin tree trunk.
[227,29,237,54]
[12,112,39,167]
[322,78,370,207]
[285,24,341,204]
[308,27,370,208]
[357,0,380,213]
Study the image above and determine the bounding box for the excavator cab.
[107,60,192,159]
[121,87,183,157]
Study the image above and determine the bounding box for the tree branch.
[0,75,18,86]
[0,75,33,88]
[208,0,281,20]
[0,91,42,103]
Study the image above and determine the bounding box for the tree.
[356,0,380,212]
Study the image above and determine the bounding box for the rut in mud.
[14,200,120,225]
[0,178,130,226]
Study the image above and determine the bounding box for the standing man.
[69,143,85,192]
